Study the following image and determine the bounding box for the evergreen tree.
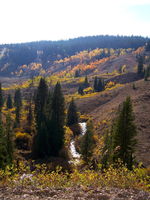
[80,120,95,164]
[101,130,114,169]
[27,101,33,133]
[75,70,80,77]
[0,83,3,111]
[5,112,14,164]
[67,98,78,126]
[97,78,105,92]
[14,89,22,127]
[144,65,150,81]
[7,94,13,109]
[94,77,105,92]
[93,76,98,92]
[45,90,53,155]
[0,113,7,169]
[14,88,22,108]
[50,82,65,156]
[45,91,52,121]
[83,76,89,88]
[137,55,144,75]
[15,107,20,127]
[110,97,137,169]
[78,85,84,95]
[146,40,150,51]
[32,78,49,158]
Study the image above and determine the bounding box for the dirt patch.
[0,187,150,200]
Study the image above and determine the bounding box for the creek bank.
[69,122,87,163]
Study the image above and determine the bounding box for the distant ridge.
[0,35,148,77]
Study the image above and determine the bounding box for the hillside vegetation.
[0,37,150,199]
[0,35,147,77]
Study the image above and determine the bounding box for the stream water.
[79,122,87,136]
[70,122,87,161]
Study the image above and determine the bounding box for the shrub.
[15,132,31,150]
[0,162,149,192]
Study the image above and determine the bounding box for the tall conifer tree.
[103,97,137,169]
[97,78,104,92]
[14,105,21,127]
[7,94,13,109]
[33,78,49,158]
[0,83,3,112]
[93,76,98,92]
[14,89,22,108]
[27,101,33,133]
[80,120,95,164]
[14,89,22,127]
[113,97,137,169]
[50,82,65,156]
[5,112,14,164]
[83,76,89,88]
[67,98,78,126]
[0,113,7,169]
[146,40,150,51]
[137,55,144,75]
[78,85,84,95]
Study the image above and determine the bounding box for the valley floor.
[0,186,150,200]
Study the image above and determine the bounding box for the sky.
[0,0,150,44]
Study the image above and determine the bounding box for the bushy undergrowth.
[0,162,149,191]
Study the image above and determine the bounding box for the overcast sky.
[0,0,150,44]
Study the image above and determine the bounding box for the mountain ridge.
[0,35,148,77]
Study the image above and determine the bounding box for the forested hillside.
[0,35,148,77]
[0,36,150,199]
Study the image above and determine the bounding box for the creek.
[70,122,87,162]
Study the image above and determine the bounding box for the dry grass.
[76,79,150,167]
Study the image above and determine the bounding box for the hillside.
[0,35,148,77]
[76,79,150,166]
[0,37,150,200]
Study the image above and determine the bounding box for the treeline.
[0,35,148,76]
[0,79,79,168]
[78,76,105,95]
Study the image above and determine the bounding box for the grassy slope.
[76,79,150,166]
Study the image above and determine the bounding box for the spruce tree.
[80,120,95,164]
[27,101,33,133]
[45,91,52,121]
[33,78,49,158]
[75,70,80,77]
[45,90,52,155]
[144,65,150,81]
[14,89,22,108]
[97,78,105,92]
[146,40,150,51]
[50,82,65,156]
[137,55,144,75]
[93,76,98,92]
[15,104,20,127]
[7,94,13,109]
[101,130,114,169]
[5,112,14,164]
[78,85,84,95]
[14,89,22,127]
[112,97,137,169]
[83,76,89,88]
[67,98,78,126]
[0,113,7,169]
[0,83,3,111]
